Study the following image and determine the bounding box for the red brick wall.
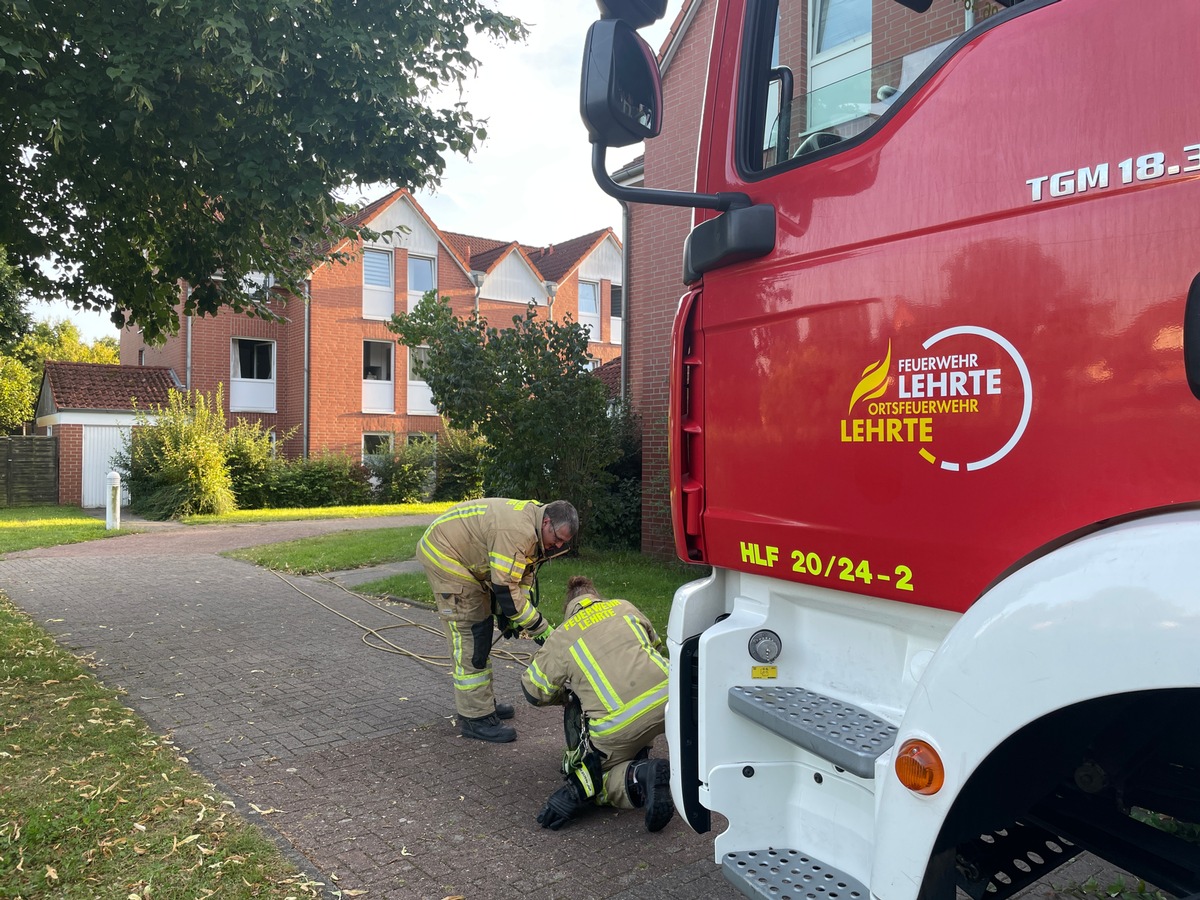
[113,203,627,465]
[873,0,976,72]
[120,285,187,372]
[631,0,718,557]
[57,423,83,506]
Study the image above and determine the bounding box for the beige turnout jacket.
[521,593,669,742]
[418,498,547,632]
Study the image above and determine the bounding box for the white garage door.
[82,425,131,508]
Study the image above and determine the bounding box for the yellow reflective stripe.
[429,504,488,528]
[625,615,668,677]
[449,622,491,691]
[488,550,525,581]
[455,671,491,691]
[570,640,621,712]
[510,601,539,629]
[419,537,474,582]
[526,659,555,694]
[588,682,668,738]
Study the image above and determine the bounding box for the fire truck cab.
[581,0,1200,898]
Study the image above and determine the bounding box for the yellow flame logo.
[848,342,892,414]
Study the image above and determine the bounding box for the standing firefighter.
[521,575,673,832]
[419,498,577,743]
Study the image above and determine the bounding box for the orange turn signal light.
[894,739,944,795]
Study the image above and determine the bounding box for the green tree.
[389,295,617,526]
[0,247,30,352]
[13,319,119,371]
[0,0,526,341]
[1,319,119,433]
[0,354,35,432]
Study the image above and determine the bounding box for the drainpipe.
[303,279,311,459]
[965,4,975,30]
[470,270,486,314]
[619,199,630,402]
[185,314,193,391]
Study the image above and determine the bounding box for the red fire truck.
[581,0,1200,897]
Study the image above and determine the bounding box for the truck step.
[728,685,898,778]
[724,848,869,900]
[955,822,1081,900]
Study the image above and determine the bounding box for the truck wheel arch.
[871,509,1200,899]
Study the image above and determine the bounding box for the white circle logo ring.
[923,326,1032,472]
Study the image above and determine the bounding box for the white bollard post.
[106,471,121,531]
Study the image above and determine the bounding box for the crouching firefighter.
[520,575,673,832]
[418,498,577,743]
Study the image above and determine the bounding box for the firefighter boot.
[627,758,674,832]
[460,712,516,743]
[495,702,515,720]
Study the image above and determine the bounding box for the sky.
[36,0,682,344]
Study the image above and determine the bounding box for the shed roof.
[37,362,181,415]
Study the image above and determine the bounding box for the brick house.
[34,361,181,506]
[121,188,623,461]
[620,0,1003,555]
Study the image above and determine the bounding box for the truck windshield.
[751,0,1005,171]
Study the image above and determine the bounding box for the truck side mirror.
[594,0,668,29]
[580,19,662,148]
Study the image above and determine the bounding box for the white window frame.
[407,254,436,313]
[407,345,437,416]
[362,340,395,414]
[578,280,601,342]
[610,284,623,345]
[807,0,873,132]
[363,248,394,320]
[363,432,394,458]
[230,337,277,413]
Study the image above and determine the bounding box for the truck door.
[682,0,1200,613]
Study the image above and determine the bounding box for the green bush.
[268,453,371,508]
[433,425,487,501]
[225,418,287,510]
[585,401,642,550]
[365,440,435,503]
[113,388,235,519]
[588,474,641,550]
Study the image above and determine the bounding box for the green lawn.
[185,501,453,525]
[0,502,452,558]
[225,525,428,574]
[227,523,708,635]
[0,594,325,899]
[0,505,130,555]
[354,548,708,633]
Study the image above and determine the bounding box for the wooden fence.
[0,435,58,507]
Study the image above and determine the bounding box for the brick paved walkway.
[1,517,737,900]
[0,517,1135,899]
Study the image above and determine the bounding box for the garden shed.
[35,362,181,507]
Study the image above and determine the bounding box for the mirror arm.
[592,143,751,211]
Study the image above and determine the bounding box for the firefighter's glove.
[494,612,519,640]
[528,615,553,645]
[536,781,584,830]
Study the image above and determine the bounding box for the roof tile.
[42,361,181,412]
